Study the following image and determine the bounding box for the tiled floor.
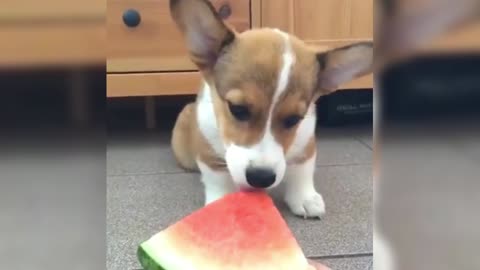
[107,125,373,270]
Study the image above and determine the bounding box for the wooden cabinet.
[260,0,374,89]
[107,0,373,97]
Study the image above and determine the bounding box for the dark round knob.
[217,3,232,20]
[123,9,141,27]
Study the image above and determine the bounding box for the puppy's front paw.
[285,192,326,219]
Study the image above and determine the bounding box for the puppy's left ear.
[316,42,373,92]
[169,0,235,70]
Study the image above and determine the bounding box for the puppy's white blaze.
[256,29,294,173]
[197,82,225,157]
[226,30,295,188]
[272,30,295,104]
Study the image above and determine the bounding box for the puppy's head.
[170,0,373,189]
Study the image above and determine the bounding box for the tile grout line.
[354,137,373,151]
[309,252,373,260]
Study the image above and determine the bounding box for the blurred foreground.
[375,0,480,269]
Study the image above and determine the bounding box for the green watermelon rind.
[137,243,166,270]
[136,192,311,270]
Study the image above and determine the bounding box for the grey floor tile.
[107,133,182,176]
[353,127,373,150]
[107,173,204,270]
[107,164,372,269]
[320,125,373,150]
[348,125,373,149]
[321,256,372,270]
[316,137,372,166]
[272,165,373,257]
[356,135,373,150]
[315,127,372,166]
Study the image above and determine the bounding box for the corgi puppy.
[170,0,373,218]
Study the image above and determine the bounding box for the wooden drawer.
[0,24,105,68]
[107,72,202,97]
[0,0,104,21]
[107,0,251,73]
[0,0,104,67]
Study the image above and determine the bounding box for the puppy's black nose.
[246,167,276,188]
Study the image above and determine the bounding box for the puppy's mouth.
[238,186,257,192]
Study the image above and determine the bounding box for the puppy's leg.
[197,160,236,205]
[284,153,325,218]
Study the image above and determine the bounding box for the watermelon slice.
[138,191,311,270]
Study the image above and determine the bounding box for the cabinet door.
[261,0,373,89]
[108,0,251,73]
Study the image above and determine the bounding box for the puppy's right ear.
[316,42,373,93]
[170,0,235,70]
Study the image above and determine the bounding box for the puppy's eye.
[283,115,303,129]
[228,102,251,121]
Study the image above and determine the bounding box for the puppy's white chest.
[196,83,226,157]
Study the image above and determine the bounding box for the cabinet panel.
[350,0,374,39]
[262,0,373,42]
[260,0,294,32]
[294,0,351,40]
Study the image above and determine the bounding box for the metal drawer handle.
[123,9,141,27]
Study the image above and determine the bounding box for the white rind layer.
[141,230,310,270]
[141,232,197,270]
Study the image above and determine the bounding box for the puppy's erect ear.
[316,42,373,92]
[170,0,235,70]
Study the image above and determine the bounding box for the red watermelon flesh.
[138,191,311,270]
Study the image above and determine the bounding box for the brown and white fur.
[169,0,373,218]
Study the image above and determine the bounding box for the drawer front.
[107,0,250,72]
[0,0,104,21]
